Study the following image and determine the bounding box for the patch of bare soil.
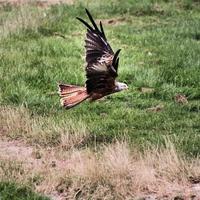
[174,94,188,105]
[97,17,127,26]
[0,139,73,199]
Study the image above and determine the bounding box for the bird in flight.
[58,9,128,109]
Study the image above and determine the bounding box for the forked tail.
[58,84,89,109]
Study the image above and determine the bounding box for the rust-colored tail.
[58,84,89,109]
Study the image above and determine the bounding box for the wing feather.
[77,9,121,94]
[100,21,106,40]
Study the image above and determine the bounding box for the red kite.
[58,9,128,109]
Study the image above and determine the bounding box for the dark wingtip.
[85,8,89,13]
[112,49,121,71]
[115,57,119,72]
[117,49,121,54]
[76,16,94,31]
[85,8,91,17]
[84,8,100,33]
[100,21,106,39]
[113,49,121,61]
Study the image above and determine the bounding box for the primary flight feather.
[58,9,128,109]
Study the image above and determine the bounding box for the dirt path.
[0,139,76,173]
[0,140,34,160]
[0,139,73,200]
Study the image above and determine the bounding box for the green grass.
[0,182,49,200]
[0,0,200,155]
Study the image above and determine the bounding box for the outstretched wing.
[77,9,121,94]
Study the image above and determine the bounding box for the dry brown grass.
[0,158,26,183]
[0,106,89,147]
[40,144,200,199]
[0,0,74,7]
[0,0,75,38]
[0,106,200,199]
[0,138,199,199]
[0,3,44,37]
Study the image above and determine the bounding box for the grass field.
[0,0,200,199]
[0,182,49,200]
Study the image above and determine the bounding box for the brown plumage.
[58,9,128,109]
[59,84,89,109]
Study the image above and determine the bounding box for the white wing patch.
[98,54,113,64]
[91,62,107,72]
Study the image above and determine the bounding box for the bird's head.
[115,82,128,92]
